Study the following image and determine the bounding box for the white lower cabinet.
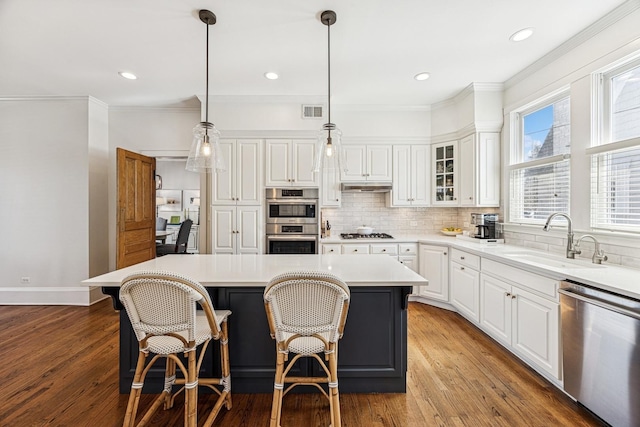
[480,259,560,380]
[449,249,480,323]
[211,206,261,254]
[320,242,418,271]
[398,243,418,272]
[417,244,448,301]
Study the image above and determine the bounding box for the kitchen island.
[83,254,427,394]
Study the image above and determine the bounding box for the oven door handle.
[266,235,318,241]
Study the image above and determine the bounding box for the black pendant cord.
[327,19,331,139]
[204,21,209,137]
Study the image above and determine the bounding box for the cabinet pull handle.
[460,267,465,270]
[460,256,465,260]
[505,292,511,297]
[511,295,517,299]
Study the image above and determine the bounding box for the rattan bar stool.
[264,271,350,427]
[119,271,232,427]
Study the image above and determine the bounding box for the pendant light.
[313,10,344,173]
[186,9,226,173]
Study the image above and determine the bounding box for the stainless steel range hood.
[340,183,392,192]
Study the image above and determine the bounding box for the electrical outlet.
[21,277,30,284]
[410,221,418,227]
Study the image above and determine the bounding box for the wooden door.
[117,148,156,268]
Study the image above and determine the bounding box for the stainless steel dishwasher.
[559,280,640,427]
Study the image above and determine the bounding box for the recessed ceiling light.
[264,72,279,80]
[118,71,137,80]
[509,28,534,42]
[414,72,430,81]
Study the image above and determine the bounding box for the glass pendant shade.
[313,123,344,173]
[185,122,226,172]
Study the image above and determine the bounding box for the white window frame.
[508,89,571,225]
[590,55,640,232]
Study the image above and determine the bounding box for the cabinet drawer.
[398,243,418,255]
[342,244,370,254]
[483,258,558,299]
[322,244,341,254]
[370,244,398,256]
[450,248,480,270]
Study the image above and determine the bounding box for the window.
[591,58,640,231]
[509,93,571,224]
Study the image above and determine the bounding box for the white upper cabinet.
[212,139,262,205]
[391,145,430,207]
[432,141,458,206]
[321,168,341,207]
[459,132,500,207]
[265,139,318,187]
[341,145,392,182]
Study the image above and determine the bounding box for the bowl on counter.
[357,226,374,235]
[440,228,462,236]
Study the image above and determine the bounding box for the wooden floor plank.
[0,300,606,426]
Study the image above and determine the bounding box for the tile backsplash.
[321,192,468,235]
[321,193,640,269]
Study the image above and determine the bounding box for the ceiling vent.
[302,104,323,119]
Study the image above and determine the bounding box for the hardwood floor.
[0,299,605,427]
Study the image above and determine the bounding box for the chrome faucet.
[574,234,608,264]
[543,213,579,259]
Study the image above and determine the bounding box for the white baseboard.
[0,286,108,306]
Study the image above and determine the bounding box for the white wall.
[0,97,109,304]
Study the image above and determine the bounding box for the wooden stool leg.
[164,357,176,410]
[220,321,232,410]
[123,350,148,427]
[328,349,341,427]
[185,350,198,427]
[270,350,286,427]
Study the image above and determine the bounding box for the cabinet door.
[341,145,366,181]
[477,132,500,206]
[432,141,458,206]
[418,244,448,301]
[341,244,370,254]
[511,287,560,379]
[187,227,199,253]
[236,139,262,205]
[398,256,417,272]
[265,140,291,186]
[321,168,341,207]
[212,140,235,204]
[292,140,318,186]
[479,274,512,345]
[367,145,392,181]
[392,145,411,206]
[450,261,480,322]
[212,206,236,254]
[411,145,430,206]
[459,134,475,207]
[236,206,261,254]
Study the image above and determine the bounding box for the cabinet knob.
[444,252,447,255]
[505,292,511,297]
[460,256,465,260]
[460,267,465,270]
[511,295,517,300]
[469,197,473,200]
[330,249,334,252]
[335,198,339,202]
[382,249,386,252]
[354,249,358,252]
[406,248,410,252]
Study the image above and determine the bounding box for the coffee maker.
[470,213,500,239]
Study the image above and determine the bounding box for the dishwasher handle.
[559,288,640,321]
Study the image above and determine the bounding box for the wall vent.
[302,104,323,119]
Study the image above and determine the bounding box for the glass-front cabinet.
[432,141,458,205]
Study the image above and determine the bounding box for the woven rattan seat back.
[264,270,350,427]
[264,271,350,350]
[120,270,220,343]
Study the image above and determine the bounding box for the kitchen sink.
[500,252,606,269]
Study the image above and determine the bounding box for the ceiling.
[0,0,629,108]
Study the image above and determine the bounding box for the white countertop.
[82,254,427,288]
[321,233,640,300]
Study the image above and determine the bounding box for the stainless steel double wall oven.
[265,188,319,254]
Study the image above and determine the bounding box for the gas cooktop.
[340,233,394,239]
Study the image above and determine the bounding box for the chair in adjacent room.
[119,271,232,427]
[156,219,192,256]
[156,217,168,231]
[263,271,350,427]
